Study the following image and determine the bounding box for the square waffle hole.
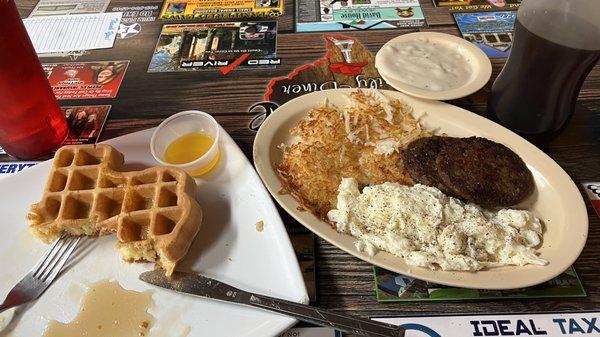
[124,188,155,212]
[152,212,179,236]
[120,216,150,242]
[68,169,99,191]
[95,191,124,220]
[161,172,177,182]
[131,172,158,186]
[98,174,126,188]
[43,196,62,220]
[48,170,68,192]
[157,186,178,207]
[75,148,104,166]
[54,149,75,167]
[62,194,93,219]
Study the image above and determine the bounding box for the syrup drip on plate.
[43,280,153,337]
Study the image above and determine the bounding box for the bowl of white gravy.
[376,32,492,100]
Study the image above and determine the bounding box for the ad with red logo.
[43,61,129,99]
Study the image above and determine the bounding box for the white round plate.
[375,32,492,100]
[0,128,307,337]
[253,88,588,290]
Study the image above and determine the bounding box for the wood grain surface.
[9,0,600,322]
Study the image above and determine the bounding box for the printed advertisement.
[159,0,284,20]
[296,0,425,32]
[44,61,129,99]
[29,0,110,17]
[432,0,520,12]
[63,105,111,145]
[374,266,585,302]
[454,11,516,58]
[0,162,40,178]
[149,22,279,73]
[377,312,600,337]
[110,4,160,39]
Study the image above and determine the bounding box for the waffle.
[27,144,203,276]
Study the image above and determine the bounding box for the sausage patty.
[435,137,534,207]
[402,136,453,194]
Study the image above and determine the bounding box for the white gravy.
[378,38,473,91]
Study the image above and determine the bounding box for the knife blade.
[140,270,404,337]
[140,269,252,304]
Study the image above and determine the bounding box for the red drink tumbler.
[0,0,69,159]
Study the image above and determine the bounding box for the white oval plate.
[0,128,307,336]
[253,88,588,290]
[375,32,492,101]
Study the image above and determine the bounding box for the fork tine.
[35,236,76,280]
[36,236,77,281]
[39,236,81,283]
[31,234,68,277]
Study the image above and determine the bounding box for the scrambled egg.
[327,178,548,271]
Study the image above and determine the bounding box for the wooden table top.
[13,0,600,321]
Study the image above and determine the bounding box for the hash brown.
[278,90,429,218]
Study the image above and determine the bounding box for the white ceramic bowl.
[375,32,492,101]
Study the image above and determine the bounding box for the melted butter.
[164,132,220,177]
[43,280,153,337]
[165,133,214,164]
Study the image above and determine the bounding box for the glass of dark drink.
[0,0,69,159]
[487,0,600,145]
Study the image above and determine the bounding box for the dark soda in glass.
[487,1,600,145]
[0,0,69,159]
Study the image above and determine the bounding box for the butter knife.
[140,270,404,337]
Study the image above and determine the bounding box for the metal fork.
[0,234,81,314]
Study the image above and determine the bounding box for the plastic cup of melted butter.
[151,110,221,177]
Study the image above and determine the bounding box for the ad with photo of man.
[63,105,111,145]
